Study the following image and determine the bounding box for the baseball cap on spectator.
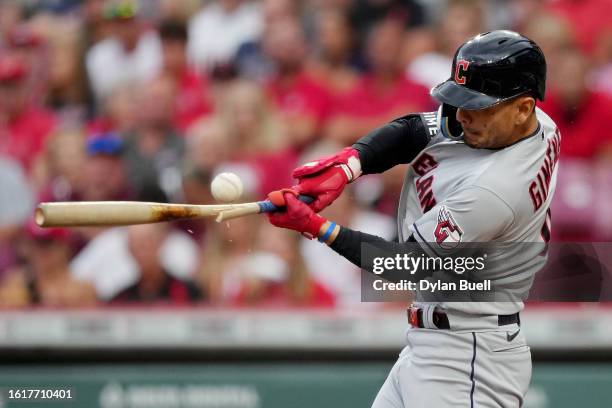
[0,54,27,83]
[86,133,124,156]
[104,0,139,20]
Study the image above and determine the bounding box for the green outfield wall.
[1,363,610,408]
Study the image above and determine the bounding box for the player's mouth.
[463,128,481,137]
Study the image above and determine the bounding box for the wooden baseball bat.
[35,196,313,227]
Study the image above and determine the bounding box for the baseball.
[211,172,243,203]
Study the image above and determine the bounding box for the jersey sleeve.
[410,186,515,257]
[352,112,438,174]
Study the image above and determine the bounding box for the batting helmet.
[432,30,546,110]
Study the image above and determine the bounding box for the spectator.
[87,83,138,135]
[325,18,431,144]
[0,221,97,308]
[407,0,485,90]
[505,0,546,32]
[34,128,86,200]
[234,0,298,81]
[539,47,612,241]
[71,223,200,301]
[546,0,612,56]
[111,224,202,304]
[217,80,294,196]
[306,7,360,104]
[522,12,574,70]
[177,117,233,241]
[80,132,133,201]
[348,0,425,50]
[81,0,115,47]
[264,17,331,149]
[0,156,34,275]
[85,0,162,102]
[539,47,612,160]
[198,212,259,304]
[0,53,57,172]
[43,18,91,120]
[187,0,263,70]
[0,2,24,47]
[231,221,335,307]
[159,19,212,132]
[5,24,48,107]
[183,116,232,183]
[122,76,185,201]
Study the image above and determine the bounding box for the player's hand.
[292,147,362,213]
[267,189,327,239]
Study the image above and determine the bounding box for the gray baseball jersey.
[396,107,560,328]
[372,107,560,408]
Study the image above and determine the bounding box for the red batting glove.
[267,191,327,239]
[292,147,362,213]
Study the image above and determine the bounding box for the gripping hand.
[292,147,361,212]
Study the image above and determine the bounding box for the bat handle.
[257,195,314,213]
[215,195,315,222]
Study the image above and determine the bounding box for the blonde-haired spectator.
[217,79,286,155]
[214,79,295,196]
[197,212,260,304]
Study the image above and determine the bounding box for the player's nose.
[456,108,472,126]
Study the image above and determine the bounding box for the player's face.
[456,97,535,149]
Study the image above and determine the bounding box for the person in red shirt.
[325,18,433,144]
[306,7,360,110]
[538,47,612,242]
[159,19,212,132]
[111,224,202,304]
[263,17,332,150]
[0,54,56,172]
[539,47,612,159]
[545,0,612,56]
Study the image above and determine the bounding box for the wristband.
[318,222,336,243]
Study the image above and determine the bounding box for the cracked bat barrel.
[34,201,252,227]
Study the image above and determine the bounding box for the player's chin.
[463,133,486,149]
[463,137,482,149]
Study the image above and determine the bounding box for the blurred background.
[0,0,611,407]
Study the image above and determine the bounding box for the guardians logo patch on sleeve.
[434,206,464,249]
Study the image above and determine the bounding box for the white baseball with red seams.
[211,172,243,203]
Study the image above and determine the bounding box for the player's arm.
[352,113,436,174]
[267,187,515,274]
[293,113,437,212]
[267,191,427,277]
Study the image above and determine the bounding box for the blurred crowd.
[0,0,611,309]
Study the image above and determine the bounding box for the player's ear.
[515,96,535,125]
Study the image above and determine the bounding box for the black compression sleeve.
[352,113,436,174]
[329,227,385,268]
[328,227,431,283]
[329,226,419,272]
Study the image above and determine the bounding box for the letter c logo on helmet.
[454,60,470,85]
[431,30,547,111]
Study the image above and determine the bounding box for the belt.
[407,306,520,330]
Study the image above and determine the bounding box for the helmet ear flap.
[437,104,464,140]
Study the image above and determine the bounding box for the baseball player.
[267,30,558,407]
